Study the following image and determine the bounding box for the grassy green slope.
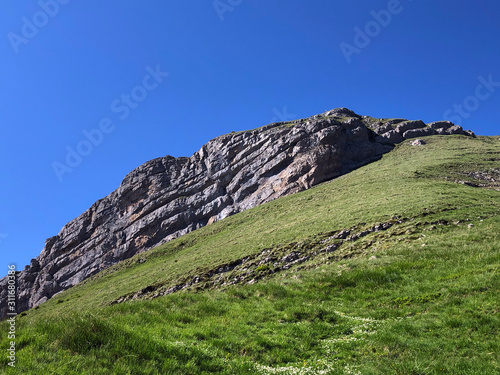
[1,135,499,374]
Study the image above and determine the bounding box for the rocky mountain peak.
[324,107,360,117]
[0,109,475,318]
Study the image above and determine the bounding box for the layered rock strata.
[0,108,475,317]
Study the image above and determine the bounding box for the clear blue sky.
[1,0,499,275]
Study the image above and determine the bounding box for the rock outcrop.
[0,108,475,317]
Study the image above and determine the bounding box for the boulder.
[427,121,454,130]
[446,125,465,135]
[380,130,404,144]
[395,120,427,135]
[403,127,436,139]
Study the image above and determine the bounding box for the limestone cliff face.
[0,108,475,317]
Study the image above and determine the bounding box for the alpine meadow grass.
[2,135,499,374]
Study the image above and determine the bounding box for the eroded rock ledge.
[0,108,474,317]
